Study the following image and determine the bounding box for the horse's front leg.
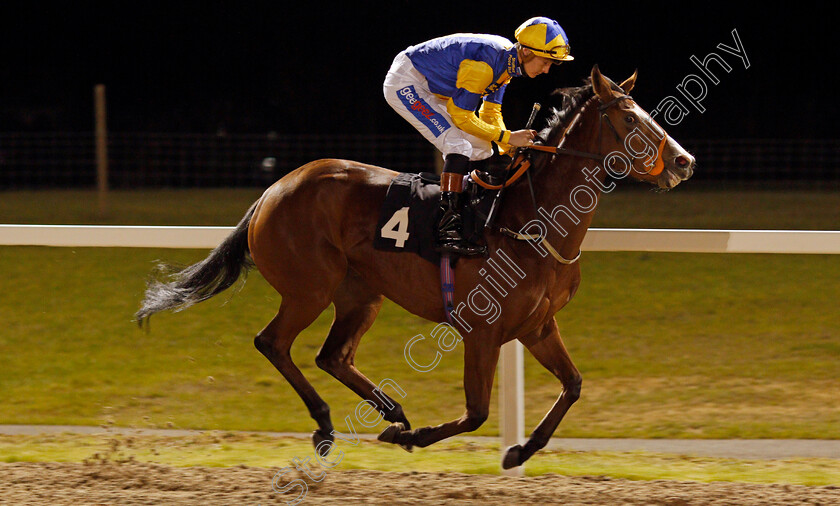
[378,337,500,449]
[503,317,581,468]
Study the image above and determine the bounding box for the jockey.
[383,16,574,256]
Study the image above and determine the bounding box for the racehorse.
[136,66,695,469]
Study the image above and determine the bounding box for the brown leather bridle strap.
[598,94,633,145]
[598,94,632,111]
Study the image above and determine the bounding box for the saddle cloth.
[373,172,496,264]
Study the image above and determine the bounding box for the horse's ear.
[590,65,614,102]
[619,69,638,93]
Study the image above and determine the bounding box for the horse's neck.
[508,99,605,259]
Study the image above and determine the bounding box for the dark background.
[0,1,834,140]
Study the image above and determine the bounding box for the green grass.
[1,246,838,439]
[1,433,838,485]
[0,186,838,441]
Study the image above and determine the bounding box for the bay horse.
[136,65,695,469]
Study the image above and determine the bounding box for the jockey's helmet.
[514,17,574,62]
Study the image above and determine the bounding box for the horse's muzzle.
[658,154,695,189]
[674,154,695,180]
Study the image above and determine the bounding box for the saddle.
[373,164,520,327]
[373,171,500,264]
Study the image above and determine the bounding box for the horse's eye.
[624,115,636,124]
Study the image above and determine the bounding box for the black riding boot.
[435,154,486,256]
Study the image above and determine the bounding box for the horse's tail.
[135,201,258,326]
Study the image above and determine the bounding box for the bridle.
[473,92,649,189]
[486,91,667,265]
[528,93,653,166]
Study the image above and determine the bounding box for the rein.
[481,92,638,265]
[471,93,635,189]
[526,144,603,159]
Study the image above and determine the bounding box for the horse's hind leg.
[315,271,412,430]
[503,318,582,469]
[254,296,335,448]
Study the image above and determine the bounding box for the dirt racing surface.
[2,461,839,505]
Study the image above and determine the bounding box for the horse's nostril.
[675,155,690,167]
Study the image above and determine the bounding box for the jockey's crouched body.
[383,16,574,256]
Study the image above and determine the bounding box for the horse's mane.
[538,75,624,143]
[538,80,595,143]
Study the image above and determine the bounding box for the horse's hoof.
[502,444,522,469]
[377,422,414,453]
[312,429,334,457]
[377,422,404,443]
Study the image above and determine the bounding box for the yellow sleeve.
[445,59,511,144]
[446,100,509,143]
[479,101,512,154]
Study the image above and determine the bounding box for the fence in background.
[2,132,839,188]
[0,132,436,188]
[3,225,839,476]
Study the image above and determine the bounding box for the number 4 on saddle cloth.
[374,170,502,325]
[373,171,499,265]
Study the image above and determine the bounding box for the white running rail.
[3,224,839,476]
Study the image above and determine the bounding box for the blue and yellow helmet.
[514,17,573,62]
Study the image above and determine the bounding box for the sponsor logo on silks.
[398,86,450,137]
[505,51,519,75]
[484,75,508,96]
